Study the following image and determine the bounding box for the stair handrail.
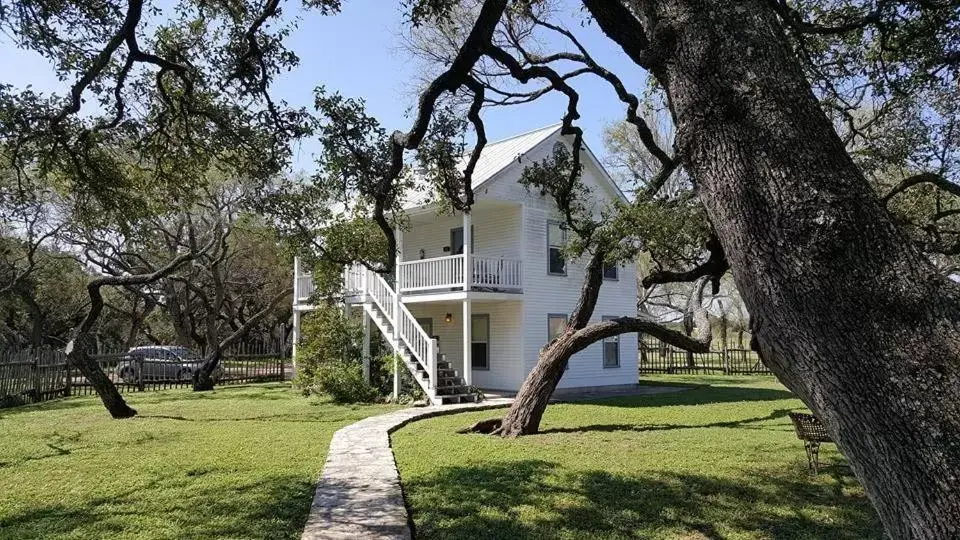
[364,268,395,323]
[395,300,436,390]
[363,268,436,390]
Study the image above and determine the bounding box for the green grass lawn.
[0,383,397,540]
[393,375,885,540]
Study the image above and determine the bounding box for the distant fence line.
[0,341,290,409]
[639,334,772,375]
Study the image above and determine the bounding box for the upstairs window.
[603,264,618,280]
[547,221,567,275]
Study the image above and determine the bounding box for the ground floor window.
[416,317,434,339]
[602,315,620,368]
[548,313,569,370]
[472,314,489,370]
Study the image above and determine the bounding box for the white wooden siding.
[406,300,523,391]
[401,204,521,263]
[395,129,639,391]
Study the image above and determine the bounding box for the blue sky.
[0,0,649,173]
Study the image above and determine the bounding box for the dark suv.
[116,346,212,383]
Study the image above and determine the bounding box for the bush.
[373,352,425,403]
[311,360,378,403]
[294,303,426,404]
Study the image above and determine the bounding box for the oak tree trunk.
[590,1,960,536]
[193,348,222,391]
[500,246,712,436]
[499,331,582,437]
[66,333,137,419]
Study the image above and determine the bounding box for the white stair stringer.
[362,301,438,404]
[351,266,479,406]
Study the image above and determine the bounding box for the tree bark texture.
[66,332,137,419]
[590,1,960,537]
[499,255,712,437]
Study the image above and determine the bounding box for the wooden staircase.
[357,268,478,406]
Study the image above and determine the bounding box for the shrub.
[294,303,426,404]
[311,360,378,403]
[294,304,362,380]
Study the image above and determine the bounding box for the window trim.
[602,263,619,281]
[471,313,490,371]
[547,220,567,276]
[601,315,621,368]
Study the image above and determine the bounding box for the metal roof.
[402,123,561,209]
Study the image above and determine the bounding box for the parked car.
[115,346,220,383]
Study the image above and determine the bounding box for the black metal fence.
[639,335,772,375]
[1,341,290,408]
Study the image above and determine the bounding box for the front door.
[416,317,437,347]
[450,226,474,255]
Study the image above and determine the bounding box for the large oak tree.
[304,1,960,537]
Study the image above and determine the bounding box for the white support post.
[427,338,437,390]
[462,212,472,292]
[462,297,472,386]
[362,311,371,383]
[392,226,403,401]
[293,256,301,305]
[291,309,301,377]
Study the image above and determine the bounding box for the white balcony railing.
[472,256,522,291]
[397,254,465,292]
[295,274,315,303]
[397,254,522,293]
[295,254,523,305]
[343,264,365,295]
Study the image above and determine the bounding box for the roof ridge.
[483,122,562,146]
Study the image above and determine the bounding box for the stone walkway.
[300,385,689,540]
[300,399,513,540]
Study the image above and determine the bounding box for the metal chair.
[788,412,833,474]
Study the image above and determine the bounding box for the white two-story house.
[292,124,639,404]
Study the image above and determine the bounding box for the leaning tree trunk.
[65,332,137,418]
[589,1,960,536]
[499,252,609,436]
[499,331,586,437]
[193,348,222,391]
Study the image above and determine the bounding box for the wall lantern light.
[445,313,453,324]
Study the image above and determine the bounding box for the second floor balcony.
[295,253,523,306]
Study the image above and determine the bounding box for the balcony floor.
[342,288,522,305]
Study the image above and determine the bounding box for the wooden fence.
[638,335,772,375]
[0,342,290,408]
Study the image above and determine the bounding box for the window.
[450,226,475,255]
[547,221,567,275]
[548,314,568,341]
[416,317,434,340]
[603,263,618,280]
[471,314,489,370]
[548,314,569,370]
[602,316,620,368]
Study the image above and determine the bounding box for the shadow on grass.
[0,472,314,539]
[403,460,884,540]
[0,383,295,418]
[539,408,795,435]
[590,384,796,409]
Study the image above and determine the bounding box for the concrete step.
[439,393,478,405]
[436,385,471,396]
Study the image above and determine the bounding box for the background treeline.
[0,176,292,353]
